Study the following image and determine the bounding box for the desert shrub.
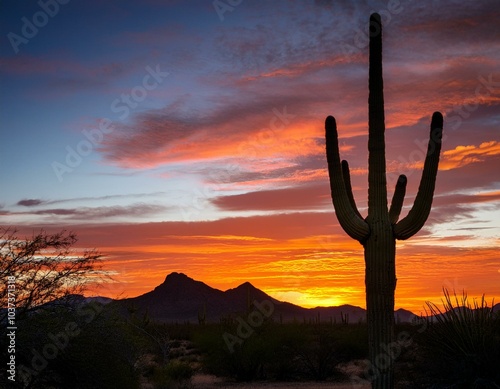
[418,289,500,386]
[152,360,194,389]
[206,323,269,381]
[227,336,268,381]
[192,325,225,374]
[193,321,369,382]
[288,323,361,381]
[297,326,338,380]
[9,302,142,389]
[165,322,195,341]
[263,323,308,380]
[332,323,368,361]
[194,320,278,381]
[165,360,194,381]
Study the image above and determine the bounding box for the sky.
[1,0,499,314]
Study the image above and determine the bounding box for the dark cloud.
[17,199,46,207]
[48,192,167,205]
[401,186,500,231]
[211,182,331,212]
[8,203,168,221]
[29,211,344,245]
[16,193,168,208]
[36,204,166,219]
[35,209,79,216]
[438,155,500,195]
[399,1,500,46]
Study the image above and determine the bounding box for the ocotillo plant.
[325,13,443,388]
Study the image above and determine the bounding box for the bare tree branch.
[1,227,104,322]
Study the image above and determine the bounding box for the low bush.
[152,360,194,389]
[192,320,368,382]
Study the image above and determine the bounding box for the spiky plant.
[423,289,499,381]
[325,13,443,388]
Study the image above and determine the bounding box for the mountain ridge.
[111,272,420,324]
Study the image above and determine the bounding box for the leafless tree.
[0,227,103,322]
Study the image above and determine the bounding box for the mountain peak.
[225,281,260,294]
[164,272,190,282]
[151,272,196,294]
[238,281,256,289]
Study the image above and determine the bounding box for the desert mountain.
[113,272,419,324]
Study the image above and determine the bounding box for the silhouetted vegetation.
[413,290,500,388]
[2,301,142,388]
[0,228,103,323]
[151,360,194,389]
[194,320,368,382]
[2,297,499,388]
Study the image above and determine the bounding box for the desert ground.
[191,374,370,389]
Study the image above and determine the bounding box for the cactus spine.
[325,13,443,388]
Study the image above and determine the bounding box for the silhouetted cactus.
[198,302,206,325]
[325,13,443,388]
[340,311,349,325]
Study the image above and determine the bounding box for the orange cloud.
[14,207,498,314]
[440,141,500,170]
[392,140,500,172]
[241,56,347,82]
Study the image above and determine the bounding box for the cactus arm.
[389,175,407,224]
[367,13,388,219]
[341,160,364,220]
[394,112,443,240]
[326,116,370,242]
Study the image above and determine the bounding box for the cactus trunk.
[365,225,396,387]
[325,13,443,389]
[365,14,396,387]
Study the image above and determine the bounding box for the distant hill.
[112,272,419,324]
[395,308,419,323]
[5,274,497,325]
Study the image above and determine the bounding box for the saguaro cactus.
[325,13,443,388]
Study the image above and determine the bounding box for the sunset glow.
[1,1,499,314]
